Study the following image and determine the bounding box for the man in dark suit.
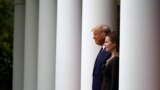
[92,25,111,90]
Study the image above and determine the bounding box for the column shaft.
[37,0,57,90]
[13,0,25,90]
[119,0,160,90]
[55,0,82,90]
[23,0,38,90]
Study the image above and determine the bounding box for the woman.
[101,31,119,90]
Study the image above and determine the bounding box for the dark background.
[0,0,14,90]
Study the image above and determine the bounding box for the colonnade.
[13,0,160,90]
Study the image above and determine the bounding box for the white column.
[23,0,38,90]
[81,0,117,90]
[37,0,57,90]
[13,0,25,90]
[119,0,160,90]
[55,0,81,90]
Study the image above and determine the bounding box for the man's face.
[93,30,105,46]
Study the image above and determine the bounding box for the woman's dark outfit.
[101,56,119,90]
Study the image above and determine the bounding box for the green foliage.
[0,0,14,89]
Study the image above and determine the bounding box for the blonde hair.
[92,24,111,36]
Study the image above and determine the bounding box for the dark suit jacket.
[92,48,111,90]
